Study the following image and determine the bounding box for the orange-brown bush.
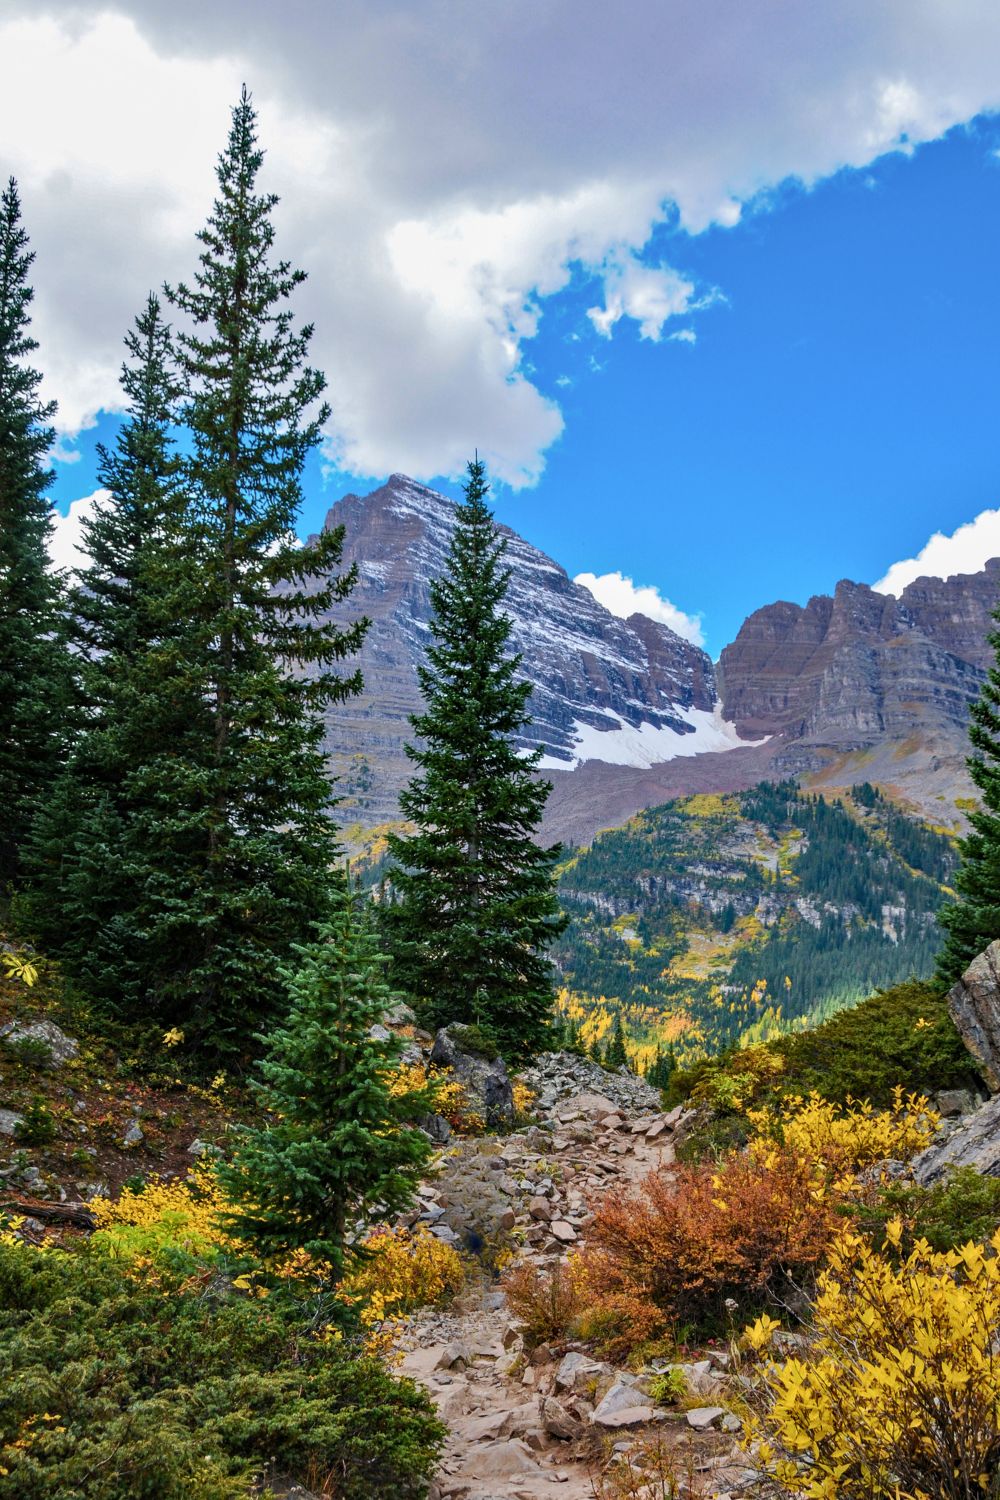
[501,1257,587,1351]
[581,1150,839,1355]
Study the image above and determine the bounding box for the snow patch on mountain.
[538,701,764,771]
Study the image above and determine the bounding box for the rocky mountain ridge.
[316,475,733,828]
[313,474,1000,844]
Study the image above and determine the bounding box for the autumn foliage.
[501,1256,588,1351]
[745,1222,1000,1499]
[582,1147,838,1353]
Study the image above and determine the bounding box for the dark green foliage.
[24,94,368,1050]
[668,979,979,1114]
[937,610,1000,984]
[854,1167,1000,1257]
[771,978,978,1105]
[0,179,73,882]
[14,1095,55,1146]
[605,1012,628,1069]
[220,877,430,1275]
[556,782,955,1054]
[144,88,367,1049]
[0,1240,444,1498]
[646,1044,676,1091]
[384,458,565,1059]
[19,295,189,1003]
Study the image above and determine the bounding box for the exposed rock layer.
[311,474,1000,844]
[315,475,717,828]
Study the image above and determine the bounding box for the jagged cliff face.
[313,472,1000,844]
[316,475,726,826]
[717,564,1000,746]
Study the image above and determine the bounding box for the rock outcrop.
[430,1025,514,1128]
[912,1094,1000,1184]
[947,941,1000,1093]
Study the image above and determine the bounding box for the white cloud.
[5,4,1000,485]
[48,492,104,576]
[575,570,705,646]
[873,506,1000,595]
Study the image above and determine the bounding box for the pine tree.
[0,179,72,881]
[138,88,367,1048]
[219,877,430,1276]
[20,294,192,1004]
[384,457,565,1059]
[605,1012,628,1070]
[937,616,1000,984]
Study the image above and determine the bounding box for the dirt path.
[398,1090,767,1500]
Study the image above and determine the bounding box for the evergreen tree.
[384,457,565,1059]
[937,616,1000,984]
[0,179,72,881]
[646,1043,676,1092]
[21,295,187,993]
[143,88,366,1047]
[220,877,429,1276]
[605,1012,628,1070]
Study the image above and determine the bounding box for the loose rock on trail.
[397,1052,770,1500]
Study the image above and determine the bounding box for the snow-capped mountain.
[313,474,744,827]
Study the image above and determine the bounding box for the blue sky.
[19,4,1000,659]
[52,115,1000,656]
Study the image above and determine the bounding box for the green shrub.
[669,980,978,1117]
[771,980,977,1107]
[647,1368,687,1406]
[449,1022,499,1061]
[6,1036,54,1071]
[852,1166,1000,1256]
[14,1096,56,1146]
[0,1241,444,1499]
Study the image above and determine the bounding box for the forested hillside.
[553,781,956,1065]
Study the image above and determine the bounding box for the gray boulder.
[912,1093,1000,1184]
[947,942,1000,1091]
[0,1018,78,1069]
[430,1024,513,1127]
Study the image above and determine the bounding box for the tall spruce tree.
[20,295,189,1002]
[219,876,430,1276]
[139,87,366,1049]
[937,615,1000,985]
[605,1012,628,1070]
[384,457,565,1059]
[0,179,72,881]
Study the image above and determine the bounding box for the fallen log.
[0,1195,95,1229]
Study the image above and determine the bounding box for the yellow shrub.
[341,1224,464,1358]
[745,1223,1000,1499]
[345,1223,463,1318]
[90,1164,239,1260]
[386,1062,484,1134]
[748,1087,938,1191]
[512,1079,535,1118]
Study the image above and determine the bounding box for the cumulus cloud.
[48,492,104,576]
[575,570,705,646]
[873,507,1000,594]
[5,3,1000,485]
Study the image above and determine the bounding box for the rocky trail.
[395,1052,770,1500]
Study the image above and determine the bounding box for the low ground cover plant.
[669,980,978,1132]
[0,1237,445,1499]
